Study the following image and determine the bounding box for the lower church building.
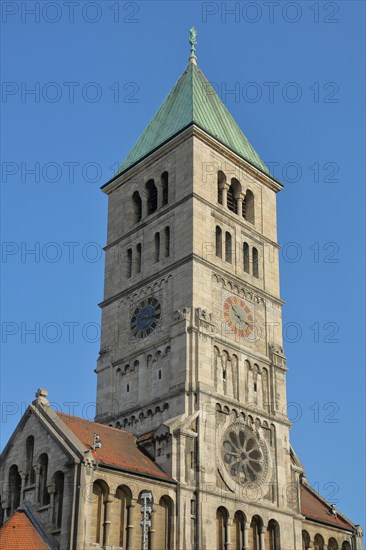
[1,32,363,550]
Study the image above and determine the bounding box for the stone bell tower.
[95,29,302,547]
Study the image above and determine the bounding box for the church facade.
[0,35,363,550]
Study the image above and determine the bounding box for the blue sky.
[1,0,365,528]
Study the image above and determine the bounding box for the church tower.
[0,30,362,550]
[95,31,304,546]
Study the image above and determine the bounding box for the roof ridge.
[56,411,135,437]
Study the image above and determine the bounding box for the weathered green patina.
[189,27,198,58]
[115,62,269,177]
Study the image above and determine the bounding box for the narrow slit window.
[225,232,232,263]
[127,248,132,278]
[136,243,142,273]
[217,171,226,205]
[132,191,142,222]
[161,171,169,206]
[164,226,170,257]
[253,247,259,278]
[243,242,250,273]
[154,232,160,262]
[215,226,222,258]
[246,190,255,224]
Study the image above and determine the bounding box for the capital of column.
[47,483,56,495]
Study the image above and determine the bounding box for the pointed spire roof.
[116,62,269,177]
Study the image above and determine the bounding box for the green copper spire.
[189,27,197,64]
[113,55,269,178]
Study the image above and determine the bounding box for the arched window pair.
[154,227,170,263]
[127,243,142,279]
[217,171,255,224]
[7,449,59,520]
[132,172,169,223]
[215,226,232,263]
[243,242,259,278]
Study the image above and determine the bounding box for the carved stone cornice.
[212,272,266,305]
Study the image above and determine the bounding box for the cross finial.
[189,27,197,64]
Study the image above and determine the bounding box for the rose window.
[222,424,266,485]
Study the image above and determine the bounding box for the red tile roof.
[57,412,172,481]
[300,483,354,530]
[0,510,49,550]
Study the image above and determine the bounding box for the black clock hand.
[139,314,150,321]
[232,306,241,320]
[232,306,247,325]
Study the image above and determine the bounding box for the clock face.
[223,295,254,338]
[130,296,161,339]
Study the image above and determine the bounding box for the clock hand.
[139,314,150,321]
[232,306,247,325]
[232,306,241,320]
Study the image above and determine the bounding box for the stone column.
[222,184,230,208]
[140,191,148,219]
[243,524,249,550]
[47,483,55,525]
[259,525,265,549]
[34,465,41,503]
[237,194,245,217]
[19,471,26,501]
[156,181,164,208]
[103,495,114,545]
[225,518,231,549]
[126,503,135,550]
